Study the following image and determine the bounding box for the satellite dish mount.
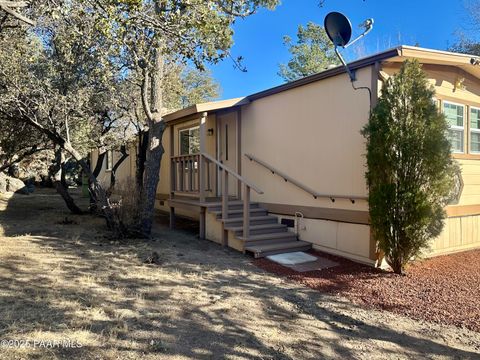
[324,12,374,82]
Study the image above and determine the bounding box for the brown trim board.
[259,203,370,225]
[446,204,480,217]
[452,154,480,160]
[156,193,169,201]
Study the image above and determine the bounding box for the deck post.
[222,170,229,246]
[243,184,250,240]
[222,170,229,220]
[199,207,206,239]
[169,124,175,229]
[169,207,175,229]
[199,112,208,203]
[236,109,242,200]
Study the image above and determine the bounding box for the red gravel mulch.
[254,249,480,332]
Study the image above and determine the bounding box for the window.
[106,150,113,171]
[179,126,200,155]
[443,102,465,153]
[470,107,480,153]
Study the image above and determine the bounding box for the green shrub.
[362,60,458,274]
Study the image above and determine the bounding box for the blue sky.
[209,0,472,99]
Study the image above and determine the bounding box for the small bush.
[109,177,143,238]
[362,60,459,274]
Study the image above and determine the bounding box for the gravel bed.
[254,249,480,332]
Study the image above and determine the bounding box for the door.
[217,112,238,197]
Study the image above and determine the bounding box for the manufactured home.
[92,46,480,265]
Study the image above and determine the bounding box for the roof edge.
[163,97,249,122]
[247,47,401,101]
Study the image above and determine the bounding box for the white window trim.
[105,150,113,171]
[470,106,480,154]
[179,125,200,155]
[443,101,465,154]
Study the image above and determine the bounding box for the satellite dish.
[324,12,352,47]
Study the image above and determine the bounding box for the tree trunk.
[62,141,115,229]
[140,50,165,236]
[60,157,68,188]
[89,149,106,212]
[141,122,165,235]
[136,131,148,189]
[13,111,114,229]
[93,150,106,177]
[109,145,129,191]
[50,148,83,215]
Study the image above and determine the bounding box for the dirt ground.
[0,189,479,359]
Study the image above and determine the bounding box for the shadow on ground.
[0,189,478,359]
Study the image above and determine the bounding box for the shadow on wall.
[0,189,478,359]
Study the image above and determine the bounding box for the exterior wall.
[430,215,480,255]
[90,146,136,189]
[240,66,374,264]
[456,159,480,205]
[156,114,218,220]
[382,63,480,256]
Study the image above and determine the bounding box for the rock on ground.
[0,172,29,194]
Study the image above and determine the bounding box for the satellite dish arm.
[335,47,356,82]
[343,19,374,49]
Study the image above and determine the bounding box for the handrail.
[244,153,367,203]
[201,152,263,194]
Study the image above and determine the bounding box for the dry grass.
[0,189,478,359]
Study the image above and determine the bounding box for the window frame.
[179,125,200,156]
[469,106,480,154]
[442,100,466,154]
[105,150,113,171]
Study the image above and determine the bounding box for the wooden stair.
[205,201,311,258]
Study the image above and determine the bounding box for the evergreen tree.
[362,60,458,274]
[278,22,339,82]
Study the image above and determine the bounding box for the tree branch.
[0,2,34,26]
[0,145,47,172]
[141,68,153,123]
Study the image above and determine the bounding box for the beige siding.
[456,159,480,205]
[431,215,480,255]
[156,114,217,220]
[241,66,373,210]
[240,66,373,261]
[90,145,137,189]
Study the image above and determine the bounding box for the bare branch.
[0,2,34,26]
[140,68,153,123]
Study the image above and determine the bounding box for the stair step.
[204,200,242,208]
[211,207,267,218]
[244,237,296,247]
[245,241,312,258]
[221,215,278,227]
[207,202,259,212]
[237,231,297,242]
[225,223,288,236]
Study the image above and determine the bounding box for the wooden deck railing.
[170,154,214,194]
[170,152,263,240]
[244,153,367,204]
[171,154,201,193]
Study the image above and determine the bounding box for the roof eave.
[163,97,250,122]
[247,47,402,101]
